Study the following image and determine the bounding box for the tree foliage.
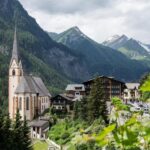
[87,77,108,123]
[0,110,32,150]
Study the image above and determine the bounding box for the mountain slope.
[0,0,90,82]
[49,27,150,81]
[103,35,129,49]
[47,32,59,40]
[103,35,150,61]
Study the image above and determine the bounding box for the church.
[9,28,51,121]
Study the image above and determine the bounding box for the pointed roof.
[10,27,19,65]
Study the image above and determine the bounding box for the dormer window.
[12,70,15,76]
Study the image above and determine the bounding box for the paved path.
[46,138,61,150]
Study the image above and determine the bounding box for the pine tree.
[12,109,24,150]
[22,116,32,150]
[79,96,88,121]
[73,101,81,120]
[3,114,12,150]
[0,111,4,149]
[87,77,108,123]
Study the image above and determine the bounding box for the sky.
[19,0,150,44]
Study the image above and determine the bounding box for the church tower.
[9,28,23,119]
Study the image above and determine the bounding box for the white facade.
[9,58,23,119]
[123,83,140,102]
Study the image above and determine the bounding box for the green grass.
[48,119,105,149]
[33,140,48,150]
[49,119,88,145]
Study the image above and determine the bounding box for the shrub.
[76,143,88,150]
[61,132,70,140]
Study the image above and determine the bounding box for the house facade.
[83,76,126,100]
[30,119,49,139]
[123,83,140,103]
[65,84,85,100]
[9,29,51,121]
[51,94,74,114]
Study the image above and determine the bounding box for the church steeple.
[10,27,19,64]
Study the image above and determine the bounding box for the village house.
[51,94,74,114]
[51,84,86,114]
[65,84,85,100]
[83,76,126,100]
[123,83,140,103]
[30,119,49,139]
[9,28,51,121]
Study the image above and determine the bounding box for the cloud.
[19,0,114,14]
[19,0,150,43]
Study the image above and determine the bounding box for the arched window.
[19,97,22,110]
[12,70,15,76]
[26,97,29,110]
[20,70,22,76]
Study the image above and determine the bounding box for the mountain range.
[103,35,150,66]
[48,27,150,81]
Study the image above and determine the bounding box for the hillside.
[49,27,150,81]
[0,0,90,82]
[0,0,76,113]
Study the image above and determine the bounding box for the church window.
[12,70,15,76]
[26,97,29,110]
[20,70,22,76]
[19,97,22,110]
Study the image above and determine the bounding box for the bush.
[76,143,88,150]
[61,132,70,140]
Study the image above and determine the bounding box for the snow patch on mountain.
[104,35,120,43]
[138,42,150,53]
[103,35,129,45]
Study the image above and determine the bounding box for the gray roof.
[15,75,51,97]
[65,84,85,91]
[10,27,19,65]
[125,83,140,89]
[59,94,73,101]
[52,94,74,101]
[29,120,49,128]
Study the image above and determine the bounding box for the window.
[20,70,22,76]
[19,97,22,110]
[75,92,80,96]
[37,127,39,134]
[12,70,15,76]
[26,97,29,110]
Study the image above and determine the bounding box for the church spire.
[10,27,19,64]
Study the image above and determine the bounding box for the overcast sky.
[19,0,150,44]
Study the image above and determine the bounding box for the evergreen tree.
[87,77,108,123]
[73,101,81,120]
[0,110,32,150]
[22,116,32,150]
[79,96,88,121]
[3,114,12,150]
[12,109,24,150]
[0,112,4,149]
